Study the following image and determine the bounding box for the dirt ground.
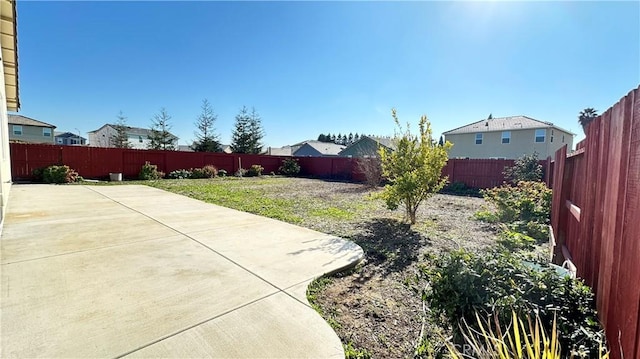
[261,178,499,358]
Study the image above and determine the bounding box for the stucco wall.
[446,128,573,159]
[0,61,12,224]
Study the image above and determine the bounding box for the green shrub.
[246,164,264,177]
[191,165,217,179]
[479,181,551,242]
[503,152,543,184]
[218,169,227,177]
[168,169,192,179]
[41,165,80,183]
[32,167,45,182]
[343,342,372,359]
[279,158,301,176]
[235,168,247,177]
[441,182,480,197]
[497,229,536,252]
[139,161,164,180]
[422,249,605,357]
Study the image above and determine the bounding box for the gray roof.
[365,136,395,150]
[294,141,345,156]
[8,114,56,128]
[89,124,178,139]
[443,116,575,135]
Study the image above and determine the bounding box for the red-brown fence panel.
[551,86,640,359]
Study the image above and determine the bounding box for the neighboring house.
[55,131,86,145]
[221,144,232,154]
[339,136,395,157]
[88,124,178,149]
[8,114,56,144]
[177,145,194,152]
[1,0,20,222]
[443,116,574,160]
[266,146,293,156]
[292,141,345,157]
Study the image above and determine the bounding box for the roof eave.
[1,0,20,111]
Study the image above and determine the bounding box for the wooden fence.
[8,143,544,189]
[551,86,639,359]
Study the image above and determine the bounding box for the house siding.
[8,124,55,144]
[446,128,573,159]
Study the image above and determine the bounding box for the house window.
[43,128,52,137]
[475,133,483,145]
[562,135,565,143]
[501,131,511,144]
[56,138,63,144]
[535,129,545,143]
[13,125,22,135]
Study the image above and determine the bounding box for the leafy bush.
[343,342,372,359]
[40,165,80,183]
[168,169,192,179]
[235,168,247,177]
[479,181,551,242]
[218,169,227,177]
[139,161,164,180]
[191,165,217,179]
[246,164,264,177]
[504,152,543,184]
[440,181,481,197]
[279,158,301,176]
[32,167,45,182]
[422,249,605,357]
[497,229,536,252]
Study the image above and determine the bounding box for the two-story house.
[8,114,56,144]
[88,124,178,149]
[443,116,574,160]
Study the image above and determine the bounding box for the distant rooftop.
[8,114,55,128]
[443,115,575,135]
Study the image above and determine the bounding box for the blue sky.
[14,1,640,148]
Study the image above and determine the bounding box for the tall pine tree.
[111,111,131,149]
[231,106,264,154]
[192,99,222,152]
[148,108,176,150]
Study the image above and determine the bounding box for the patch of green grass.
[149,178,303,224]
[309,206,353,220]
[307,276,333,313]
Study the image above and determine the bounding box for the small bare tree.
[356,154,383,188]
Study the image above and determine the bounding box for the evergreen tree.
[192,99,222,152]
[331,134,336,143]
[438,135,445,147]
[317,134,326,142]
[348,132,354,144]
[248,107,265,154]
[488,113,493,120]
[354,133,360,142]
[231,106,264,154]
[111,111,131,149]
[337,134,343,145]
[148,108,176,150]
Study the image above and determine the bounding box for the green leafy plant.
[422,249,605,357]
[497,229,536,252]
[503,152,543,184]
[234,168,247,177]
[139,161,164,180]
[218,169,227,177]
[191,165,217,179]
[441,181,481,197]
[246,164,264,177]
[279,158,301,176]
[168,169,192,179]
[32,167,45,182]
[343,342,372,359]
[41,165,80,183]
[479,181,551,242]
[378,109,452,224]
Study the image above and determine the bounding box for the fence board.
[552,86,640,359]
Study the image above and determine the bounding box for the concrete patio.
[0,184,363,358]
